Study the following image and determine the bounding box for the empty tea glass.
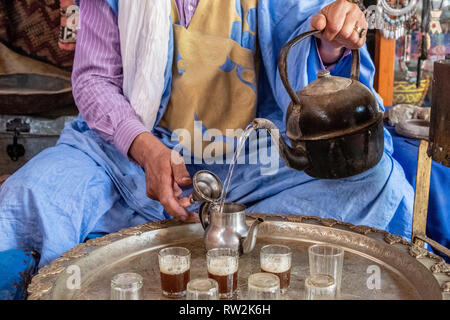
[111,272,144,300]
[158,247,191,298]
[186,278,219,300]
[304,274,337,300]
[308,244,344,295]
[247,272,280,300]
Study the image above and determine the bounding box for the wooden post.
[374,30,396,107]
[412,140,432,248]
[428,60,450,167]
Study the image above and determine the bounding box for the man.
[0,0,414,267]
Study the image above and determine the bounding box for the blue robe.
[0,0,414,267]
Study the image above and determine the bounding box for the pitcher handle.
[278,30,360,106]
[199,202,211,230]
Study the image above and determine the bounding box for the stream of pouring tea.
[218,124,255,213]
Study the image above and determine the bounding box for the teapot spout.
[241,218,264,255]
[252,118,310,171]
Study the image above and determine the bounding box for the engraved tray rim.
[27,214,450,300]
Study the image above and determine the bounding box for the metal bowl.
[396,119,430,140]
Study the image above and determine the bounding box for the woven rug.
[0,0,74,68]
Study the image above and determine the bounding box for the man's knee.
[0,144,118,259]
[2,144,116,201]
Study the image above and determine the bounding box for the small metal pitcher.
[191,170,263,255]
[199,202,263,255]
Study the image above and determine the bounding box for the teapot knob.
[317,70,331,78]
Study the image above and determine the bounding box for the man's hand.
[129,132,199,223]
[311,0,368,65]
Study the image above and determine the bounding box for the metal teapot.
[192,170,263,255]
[253,30,384,179]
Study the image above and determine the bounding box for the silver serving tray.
[27,214,450,300]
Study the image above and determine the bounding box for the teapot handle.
[278,30,360,106]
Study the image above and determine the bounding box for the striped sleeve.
[72,0,149,157]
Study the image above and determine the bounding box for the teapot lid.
[191,170,223,203]
[300,70,352,96]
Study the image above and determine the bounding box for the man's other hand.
[129,132,199,223]
[311,0,368,65]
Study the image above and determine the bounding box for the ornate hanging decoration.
[366,0,419,39]
[429,1,444,34]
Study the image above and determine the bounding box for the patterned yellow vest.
[159,0,259,157]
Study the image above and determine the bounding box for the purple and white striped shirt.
[72,0,199,157]
[72,0,346,157]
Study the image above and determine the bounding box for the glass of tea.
[110,272,144,300]
[206,248,239,299]
[260,244,292,294]
[304,274,337,300]
[186,278,219,300]
[247,272,280,300]
[158,247,191,298]
[308,244,344,295]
